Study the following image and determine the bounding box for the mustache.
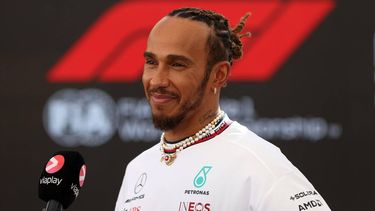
[147,87,179,98]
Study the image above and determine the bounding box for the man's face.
[142,17,211,130]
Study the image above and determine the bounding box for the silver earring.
[213,87,217,95]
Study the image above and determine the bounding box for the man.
[115,7,331,211]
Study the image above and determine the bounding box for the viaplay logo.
[46,0,335,83]
[79,165,87,187]
[45,155,65,174]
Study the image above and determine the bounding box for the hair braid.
[168,7,251,67]
[230,13,251,60]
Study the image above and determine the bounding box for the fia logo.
[43,88,116,147]
[193,166,212,188]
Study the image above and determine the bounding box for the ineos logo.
[134,173,147,194]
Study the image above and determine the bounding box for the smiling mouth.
[148,88,179,105]
[150,93,178,104]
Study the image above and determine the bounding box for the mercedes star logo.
[134,173,147,194]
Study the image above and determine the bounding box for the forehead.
[146,17,211,61]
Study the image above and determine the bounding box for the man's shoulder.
[127,143,160,168]
[223,121,280,155]
[221,121,297,176]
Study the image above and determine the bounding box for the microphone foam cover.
[38,151,86,209]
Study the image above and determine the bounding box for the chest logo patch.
[134,173,147,194]
[193,166,212,188]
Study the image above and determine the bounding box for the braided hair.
[168,7,251,74]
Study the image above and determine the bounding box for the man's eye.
[171,62,186,68]
[145,58,157,65]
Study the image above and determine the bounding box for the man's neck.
[163,108,220,142]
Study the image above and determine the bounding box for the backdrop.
[1,0,374,210]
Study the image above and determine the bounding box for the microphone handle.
[45,200,63,211]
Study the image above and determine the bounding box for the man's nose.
[149,65,169,88]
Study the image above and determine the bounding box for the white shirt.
[115,120,331,211]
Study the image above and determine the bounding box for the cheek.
[141,77,151,100]
[180,71,205,91]
[178,80,202,100]
[142,71,151,88]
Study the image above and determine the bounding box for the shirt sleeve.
[257,172,331,211]
[114,164,131,211]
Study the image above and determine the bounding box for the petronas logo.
[193,166,212,188]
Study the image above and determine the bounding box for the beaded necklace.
[160,111,229,165]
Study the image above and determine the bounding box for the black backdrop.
[1,0,375,210]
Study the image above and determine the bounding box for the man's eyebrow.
[144,52,194,64]
[144,51,155,58]
[166,54,193,64]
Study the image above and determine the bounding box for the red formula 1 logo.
[47,0,335,83]
[45,155,65,174]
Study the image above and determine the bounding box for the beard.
[149,76,208,131]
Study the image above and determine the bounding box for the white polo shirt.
[115,120,331,211]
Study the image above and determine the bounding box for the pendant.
[161,153,176,166]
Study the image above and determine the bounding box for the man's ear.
[210,61,231,87]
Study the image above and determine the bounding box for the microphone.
[39,151,87,211]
